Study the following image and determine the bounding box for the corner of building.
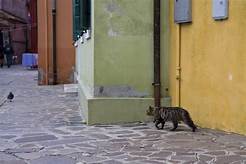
[78,83,171,125]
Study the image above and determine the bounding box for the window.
[73,0,91,41]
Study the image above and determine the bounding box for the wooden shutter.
[73,0,81,41]
[73,0,91,41]
[81,0,91,31]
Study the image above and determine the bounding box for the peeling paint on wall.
[94,0,154,95]
[103,0,153,37]
[105,0,123,14]
[94,85,149,98]
[108,28,120,37]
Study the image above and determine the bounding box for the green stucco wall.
[93,0,169,97]
[94,0,153,96]
[76,0,95,97]
[88,97,171,125]
[77,39,94,96]
[76,0,170,124]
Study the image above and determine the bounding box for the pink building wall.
[0,0,35,64]
[0,0,28,21]
[11,27,27,64]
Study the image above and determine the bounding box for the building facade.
[74,0,246,135]
[27,0,37,53]
[74,0,170,125]
[168,0,246,135]
[0,0,31,64]
[38,0,75,85]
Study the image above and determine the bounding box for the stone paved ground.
[0,65,246,164]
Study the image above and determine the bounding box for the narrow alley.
[0,66,245,164]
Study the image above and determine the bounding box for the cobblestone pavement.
[0,66,246,164]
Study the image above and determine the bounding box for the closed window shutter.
[73,0,81,41]
[81,0,91,31]
[73,0,91,41]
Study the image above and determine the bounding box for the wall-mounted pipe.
[153,0,161,108]
[44,0,49,85]
[52,0,57,85]
[176,25,181,107]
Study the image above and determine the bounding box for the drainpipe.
[44,0,49,85]
[153,0,161,108]
[176,25,181,107]
[52,0,57,85]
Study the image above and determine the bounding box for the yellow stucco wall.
[169,0,246,135]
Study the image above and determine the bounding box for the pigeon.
[7,92,14,102]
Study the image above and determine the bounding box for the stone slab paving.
[0,66,246,164]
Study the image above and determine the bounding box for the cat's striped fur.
[147,106,197,132]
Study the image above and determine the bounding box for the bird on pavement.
[7,92,14,102]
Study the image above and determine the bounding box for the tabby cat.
[147,106,197,132]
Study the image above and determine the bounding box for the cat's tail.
[183,112,197,132]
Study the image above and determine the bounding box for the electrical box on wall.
[174,0,192,24]
[212,0,228,20]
